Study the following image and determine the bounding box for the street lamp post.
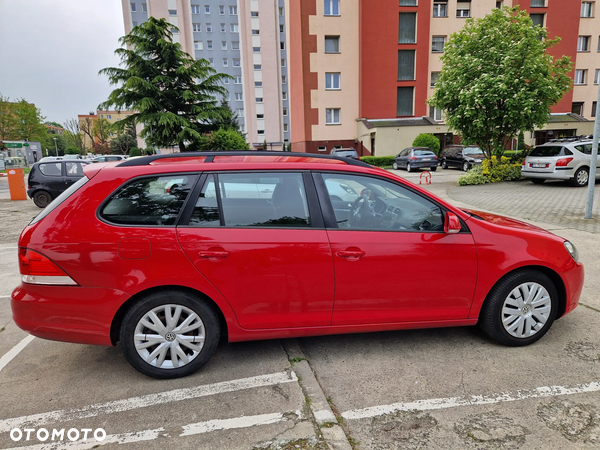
[52,137,58,156]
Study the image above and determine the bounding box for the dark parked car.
[440,145,486,171]
[27,160,89,208]
[330,148,359,160]
[393,147,438,172]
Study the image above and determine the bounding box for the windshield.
[30,176,89,225]
[333,150,357,157]
[464,147,484,156]
[529,146,563,157]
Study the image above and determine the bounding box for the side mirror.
[444,212,462,234]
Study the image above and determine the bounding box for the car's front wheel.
[32,190,52,208]
[479,269,558,347]
[406,163,413,172]
[120,290,220,379]
[441,160,448,169]
[462,161,470,172]
[572,167,589,187]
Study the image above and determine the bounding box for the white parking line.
[342,380,600,420]
[0,295,11,299]
[0,246,18,250]
[5,428,165,450]
[181,410,303,436]
[0,370,298,433]
[0,335,35,373]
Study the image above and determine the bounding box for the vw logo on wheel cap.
[165,332,176,342]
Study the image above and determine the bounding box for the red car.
[11,152,584,379]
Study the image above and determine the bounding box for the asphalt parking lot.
[1,171,600,450]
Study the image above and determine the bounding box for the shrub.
[458,165,489,185]
[64,146,80,155]
[412,133,441,155]
[459,156,524,185]
[129,147,143,157]
[360,156,395,167]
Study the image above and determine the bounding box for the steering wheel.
[348,190,371,227]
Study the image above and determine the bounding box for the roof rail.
[547,135,592,143]
[117,150,373,168]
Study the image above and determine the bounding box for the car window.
[464,147,485,156]
[529,146,563,157]
[400,149,410,157]
[321,173,444,232]
[414,150,434,156]
[38,162,62,177]
[189,172,310,228]
[574,144,592,155]
[100,175,196,226]
[65,162,86,176]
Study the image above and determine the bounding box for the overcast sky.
[0,0,125,125]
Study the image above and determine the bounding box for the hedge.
[360,156,395,167]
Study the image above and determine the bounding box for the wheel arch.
[478,265,567,320]
[110,285,229,345]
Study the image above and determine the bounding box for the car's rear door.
[177,172,335,330]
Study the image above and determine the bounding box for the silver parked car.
[521,137,599,187]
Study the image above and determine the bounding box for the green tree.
[98,17,230,152]
[412,133,441,155]
[0,94,18,140]
[0,96,47,143]
[63,118,85,153]
[44,121,63,129]
[517,131,526,151]
[200,128,249,151]
[110,123,138,155]
[428,6,572,159]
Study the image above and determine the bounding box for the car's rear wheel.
[531,179,545,185]
[462,161,470,172]
[430,167,437,172]
[406,163,413,172]
[32,190,52,208]
[441,160,448,169]
[120,290,220,379]
[392,162,399,170]
[572,167,589,187]
[479,269,558,347]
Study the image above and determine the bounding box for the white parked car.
[521,137,599,187]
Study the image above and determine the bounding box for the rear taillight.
[19,248,77,285]
[522,160,525,166]
[555,158,574,167]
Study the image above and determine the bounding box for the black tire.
[406,163,412,172]
[120,290,220,379]
[430,167,437,172]
[479,269,558,347]
[392,162,399,170]
[531,179,545,185]
[462,161,470,172]
[571,167,589,187]
[33,190,53,208]
[441,160,448,169]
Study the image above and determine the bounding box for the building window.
[574,69,587,85]
[231,23,239,32]
[430,71,441,87]
[252,29,260,35]
[224,77,229,84]
[280,24,284,33]
[496,1,503,8]
[530,13,544,27]
[283,124,289,132]
[325,72,341,90]
[397,50,415,80]
[207,40,213,50]
[456,2,470,18]
[141,3,147,12]
[232,41,240,50]
[221,41,227,50]
[132,21,138,27]
[171,27,179,34]
[193,23,201,32]
[229,5,237,15]
[255,81,263,87]
[194,41,203,50]
[208,58,214,66]
[235,93,243,101]
[236,108,244,117]
[530,0,545,7]
[256,97,264,103]
[254,64,262,70]
[282,75,287,84]
[324,0,340,16]
[252,11,259,17]
[233,59,241,67]
[220,23,226,32]
[283,108,288,116]
[326,108,341,124]
[223,58,228,67]
[279,7,284,15]
[253,46,261,52]
[572,102,584,115]
[206,23,212,32]
[578,36,590,51]
[281,59,286,67]
[225,92,230,101]
[191,5,200,14]
[318,146,327,152]
[581,2,594,17]
[430,106,443,122]
[130,3,136,12]
[432,36,445,52]
[219,5,224,14]
[257,130,265,135]
[169,9,177,15]
[234,75,242,83]
[592,101,597,117]
[282,92,288,100]
[325,36,340,53]
[398,13,416,43]
[205,5,210,14]
[106,114,112,119]
[399,0,417,5]
[280,42,285,50]
[595,69,600,84]
[257,114,264,119]
[397,87,414,116]
[433,1,447,17]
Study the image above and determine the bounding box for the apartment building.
[289,0,598,156]
[122,0,290,150]
[78,110,138,149]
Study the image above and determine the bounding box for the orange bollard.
[419,171,432,185]
[7,168,28,201]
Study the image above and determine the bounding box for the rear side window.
[100,175,197,226]
[530,146,563,157]
[574,144,592,155]
[65,162,86,175]
[38,163,62,176]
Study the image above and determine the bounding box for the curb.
[283,339,353,450]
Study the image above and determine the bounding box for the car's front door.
[316,172,477,325]
[177,172,335,330]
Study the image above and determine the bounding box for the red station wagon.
[11,152,584,378]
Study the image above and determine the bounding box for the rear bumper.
[11,283,130,346]
[521,168,573,181]
[411,161,438,169]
